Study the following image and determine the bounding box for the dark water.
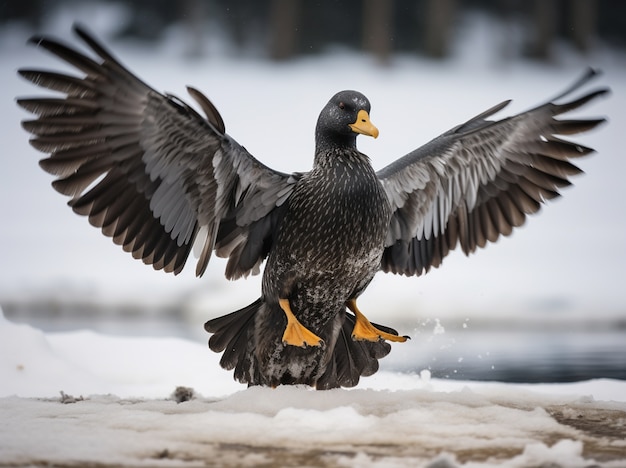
[382,326,626,383]
[3,303,625,384]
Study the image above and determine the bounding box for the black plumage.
[18,25,608,389]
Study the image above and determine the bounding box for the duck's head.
[315,90,379,151]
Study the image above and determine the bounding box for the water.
[384,327,626,383]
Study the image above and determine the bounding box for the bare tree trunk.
[180,0,208,58]
[570,0,597,53]
[363,0,394,64]
[269,0,301,60]
[423,0,456,58]
[529,0,557,59]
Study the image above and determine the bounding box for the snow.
[1,10,625,467]
[1,309,625,467]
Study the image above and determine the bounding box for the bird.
[17,25,608,389]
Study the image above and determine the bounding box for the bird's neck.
[313,145,371,170]
[314,128,357,154]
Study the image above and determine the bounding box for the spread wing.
[378,69,608,276]
[18,24,297,279]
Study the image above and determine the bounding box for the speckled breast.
[263,153,391,327]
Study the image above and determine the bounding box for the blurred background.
[3,0,626,60]
[1,0,624,383]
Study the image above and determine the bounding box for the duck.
[18,25,608,389]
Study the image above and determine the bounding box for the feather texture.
[378,68,608,276]
[18,24,295,277]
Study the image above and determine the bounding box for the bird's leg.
[279,298,324,347]
[347,299,408,342]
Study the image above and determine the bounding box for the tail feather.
[205,299,259,372]
[205,300,399,389]
[316,312,394,389]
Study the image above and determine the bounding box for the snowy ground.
[1,310,625,467]
[1,9,625,467]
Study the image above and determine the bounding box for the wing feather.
[379,69,608,276]
[18,24,296,277]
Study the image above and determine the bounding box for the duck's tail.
[316,312,395,389]
[204,298,262,385]
[204,299,397,389]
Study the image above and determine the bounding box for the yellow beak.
[349,109,379,139]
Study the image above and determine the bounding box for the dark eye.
[338,102,345,110]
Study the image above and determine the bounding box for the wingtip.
[585,66,602,79]
[551,67,606,103]
[16,69,30,81]
[72,22,93,43]
[26,35,46,47]
[72,22,87,35]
